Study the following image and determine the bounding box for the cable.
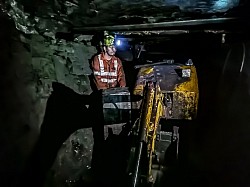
[240,42,246,73]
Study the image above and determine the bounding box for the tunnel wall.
[0,14,95,187]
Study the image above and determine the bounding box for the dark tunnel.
[1,3,250,187]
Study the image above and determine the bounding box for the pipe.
[72,17,238,33]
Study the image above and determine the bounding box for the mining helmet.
[103,31,115,46]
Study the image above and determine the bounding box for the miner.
[91,31,126,90]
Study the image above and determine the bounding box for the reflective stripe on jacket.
[91,53,126,90]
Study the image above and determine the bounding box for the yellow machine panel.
[133,62,199,120]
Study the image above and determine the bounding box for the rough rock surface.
[1,0,243,37]
[44,128,94,187]
[0,12,95,187]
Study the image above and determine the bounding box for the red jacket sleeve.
[117,58,126,87]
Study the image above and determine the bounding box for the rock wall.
[30,34,96,96]
[0,14,95,187]
[29,34,96,187]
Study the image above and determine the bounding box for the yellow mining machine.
[101,59,199,187]
[127,59,199,186]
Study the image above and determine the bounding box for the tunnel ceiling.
[1,0,249,38]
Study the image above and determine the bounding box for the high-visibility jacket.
[91,53,126,90]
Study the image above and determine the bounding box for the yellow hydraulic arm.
[128,81,165,187]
